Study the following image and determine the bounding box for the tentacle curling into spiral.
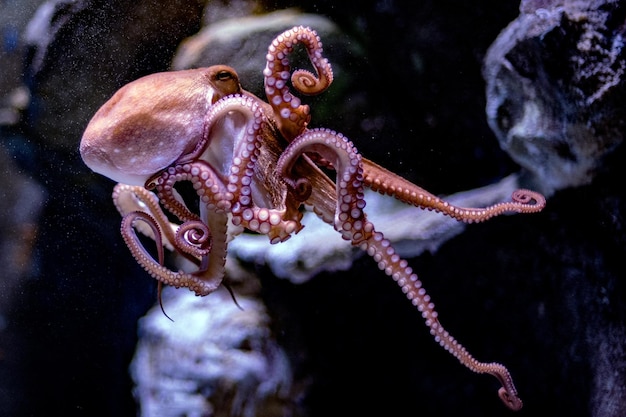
[175,220,212,258]
[120,211,223,296]
[263,26,334,140]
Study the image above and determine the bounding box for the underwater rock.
[130,287,294,417]
[484,2,626,416]
[484,0,626,195]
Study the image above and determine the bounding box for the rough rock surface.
[484,0,626,195]
[131,287,293,417]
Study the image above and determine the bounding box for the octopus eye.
[211,67,241,97]
[216,70,234,81]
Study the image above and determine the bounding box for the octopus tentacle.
[199,94,305,242]
[195,208,229,281]
[359,229,523,411]
[263,26,334,140]
[175,220,212,258]
[177,93,262,164]
[113,183,178,251]
[362,158,545,223]
[152,161,232,220]
[278,129,524,409]
[120,211,224,296]
[231,203,303,243]
[277,127,374,243]
[114,182,214,270]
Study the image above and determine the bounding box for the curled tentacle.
[120,211,223,296]
[113,183,178,251]
[291,68,331,95]
[362,158,546,223]
[511,188,546,210]
[277,127,374,243]
[175,220,212,258]
[359,228,523,411]
[263,26,334,140]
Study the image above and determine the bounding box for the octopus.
[80,26,545,411]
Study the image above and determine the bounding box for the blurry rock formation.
[131,287,293,417]
[484,0,626,195]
